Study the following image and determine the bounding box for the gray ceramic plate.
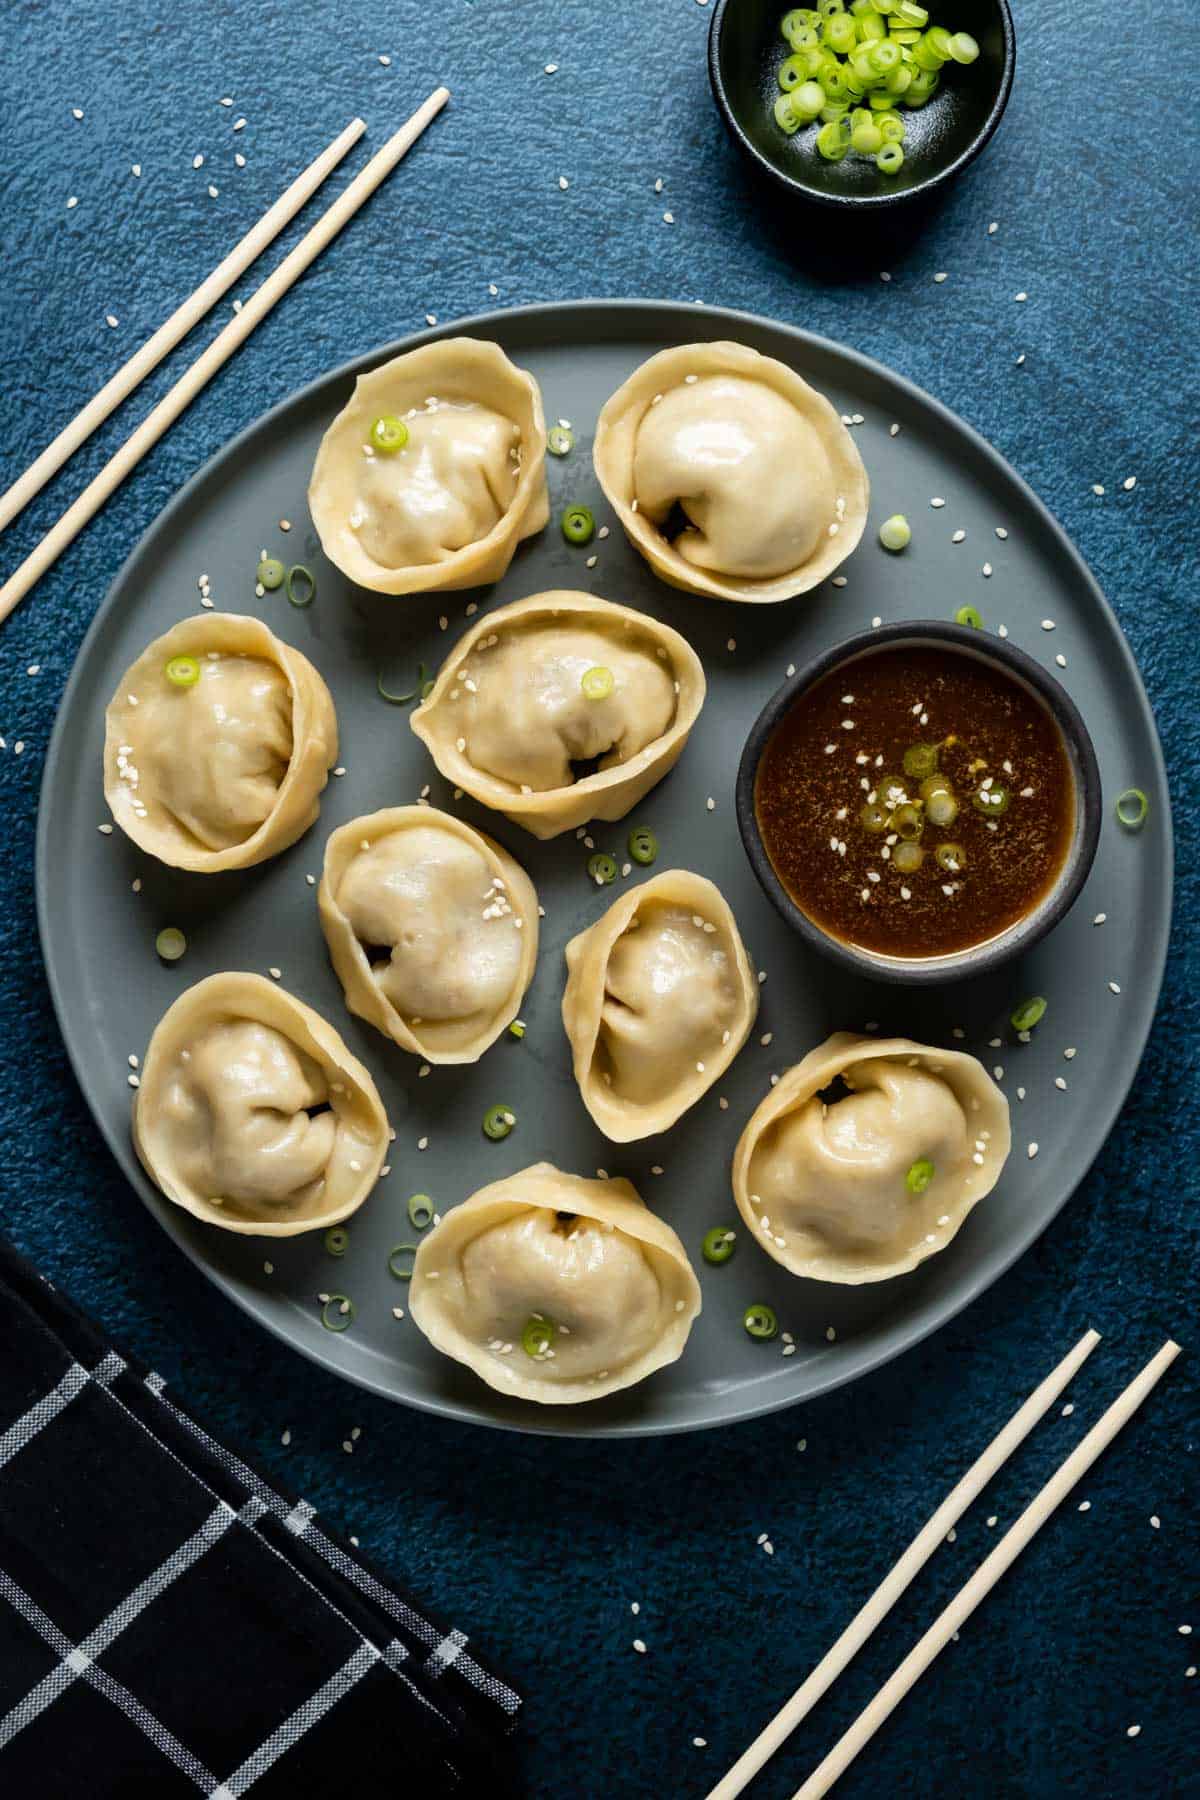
[37,301,1172,1438]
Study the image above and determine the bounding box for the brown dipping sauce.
[754,645,1075,958]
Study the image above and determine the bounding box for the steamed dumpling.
[318,806,538,1063]
[408,1164,701,1403]
[733,1033,1011,1282]
[104,613,337,872]
[593,340,869,602]
[411,592,706,838]
[133,973,389,1235]
[308,337,549,594]
[562,870,758,1141]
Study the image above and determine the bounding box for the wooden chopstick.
[0,118,366,538]
[0,87,449,628]
[791,1339,1181,1800]
[706,1328,1102,1800]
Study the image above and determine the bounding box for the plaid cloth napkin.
[0,1236,522,1797]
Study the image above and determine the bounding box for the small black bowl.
[709,0,1015,210]
[736,622,1102,985]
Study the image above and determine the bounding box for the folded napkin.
[0,1237,521,1797]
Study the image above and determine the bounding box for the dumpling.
[103,613,337,872]
[732,1033,1011,1283]
[411,591,706,839]
[408,1163,701,1403]
[318,806,538,1063]
[307,337,549,594]
[133,973,389,1236]
[562,870,758,1141]
[593,340,869,603]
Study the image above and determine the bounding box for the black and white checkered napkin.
[0,1237,521,1798]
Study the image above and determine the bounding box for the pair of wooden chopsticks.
[0,88,450,628]
[708,1332,1180,1800]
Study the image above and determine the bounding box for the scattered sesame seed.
[930,496,945,508]
[952,529,965,543]
[1150,1515,1160,1529]
[693,1737,707,1748]
[1093,913,1106,925]
[1027,1142,1039,1159]
[933,272,947,284]
[825,1325,836,1342]
[987,221,998,235]
[105,314,118,329]
[663,211,675,224]
[66,196,78,209]
[982,563,993,577]
[1126,1725,1141,1739]
[1109,981,1121,994]
[1015,291,1027,302]
[544,62,558,73]
[378,53,391,65]
[1015,353,1026,366]
[633,1638,647,1654]
[871,615,882,628]
[131,164,141,176]
[1123,475,1137,491]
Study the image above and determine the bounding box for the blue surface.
[1,3,1195,1796]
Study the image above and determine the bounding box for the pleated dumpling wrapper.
[411,591,706,839]
[133,973,389,1236]
[307,337,549,594]
[563,870,759,1142]
[104,613,337,872]
[318,806,538,1064]
[733,1033,1011,1283]
[593,340,869,603]
[409,1164,701,1403]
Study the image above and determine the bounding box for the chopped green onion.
[324,1226,350,1257]
[972,782,1010,816]
[508,1019,527,1040]
[791,79,827,120]
[387,1245,418,1281]
[370,414,409,454]
[1115,787,1149,829]
[1010,996,1047,1033]
[893,0,929,23]
[935,841,964,872]
[561,505,595,545]
[407,1193,435,1229]
[257,557,286,591]
[521,1315,556,1359]
[377,662,426,705]
[824,12,857,53]
[905,1157,935,1193]
[861,801,889,833]
[286,564,315,607]
[850,117,883,154]
[878,112,907,141]
[816,118,851,160]
[628,825,659,866]
[879,513,911,551]
[547,425,574,456]
[580,664,615,701]
[743,1303,779,1341]
[155,927,187,962]
[587,851,618,885]
[774,93,803,134]
[702,1226,737,1266]
[947,30,979,61]
[782,7,820,48]
[955,604,983,628]
[926,788,959,828]
[902,742,938,780]
[919,773,950,800]
[165,655,201,688]
[482,1103,515,1140]
[876,141,905,173]
[925,24,954,58]
[892,839,924,874]
[778,51,810,89]
[891,801,924,841]
[877,773,908,811]
[320,1294,355,1331]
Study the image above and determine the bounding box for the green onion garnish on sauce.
[580,665,614,701]
[902,742,938,780]
[972,782,1009,816]
[1010,996,1047,1033]
[892,840,924,874]
[561,505,595,545]
[935,842,964,873]
[155,927,187,962]
[370,415,409,454]
[257,557,286,591]
[407,1194,434,1230]
[323,1226,349,1257]
[482,1103,515,1141]
[1115,787,1148,829]
[743,1303,779,1341]
[905,1157,935,1194]
[702,1226,736,1266]
[165,655,201,688]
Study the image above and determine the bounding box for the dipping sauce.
[754,645,1075,958]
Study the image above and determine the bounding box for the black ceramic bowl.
[736,622,1102,985]
[709,0,1015,209]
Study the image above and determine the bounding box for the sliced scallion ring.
[370,414,409,454]
[257,557,286,591]
[387,1244,419,1281]
[954,605,983,628]
[547,425,574,456]
[165,655,201,688]
[627,825,658,866]
[320,1294,355,1331]
[561,505,595,546]
[701,1226,736,1266]
[587,851,618,885]
[892,840,924,874]
[482,1103,515,1141]
[521,1315,555,1358]
[934,841,964,873]
[905,1157,935,1193]
[286,564,315,607]
[879,513,911,551]
[743,1303,778,1341]
[580,665,614,701]
[508,1019,527,1040]
[323,1226,349,1257]
[407,1193,434,1230]
[1115,787,1148,829]
[972,782,1009,816]
[926,788,959,829]
[902,742,938,780]
[377,662,425,705]
[155,927,187,962]
[1010,996,1047,1033]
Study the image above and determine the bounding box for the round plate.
[37,301,1172,1438]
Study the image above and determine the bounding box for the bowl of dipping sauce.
[709,0,1015,210]
[736,622,1101,984]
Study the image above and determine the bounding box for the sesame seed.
[1150,1515,1160,1529]
[1041,618,1056,630]
[1123,475,1137,491]
[1015,291,1027,302]
[933,272,947,284]
[1015,353,1026,366]
[662,211,675,224]
[952,529,966,543]
[872,615,881,628]
[930,496,945,508]
[1028,1142,1039,1159]
[66,196,78,209]
[1109,981,1121,994]
[544,62,558,73]
[706,796,715,811]
[1093,913,1106,925]
[693,1737,707,1748]
[1126,1725,1141,1739]
[378,52,391,65]
[1078,1500,1091,1512]
[633,1638,647,1654]
[1056,653,1067,667]
[982,562,993,577]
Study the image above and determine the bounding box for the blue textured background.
[1,2,1195,1796]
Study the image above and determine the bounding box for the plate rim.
[36,297,1175,1438]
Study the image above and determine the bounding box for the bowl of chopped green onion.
[709,0,1014,207]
